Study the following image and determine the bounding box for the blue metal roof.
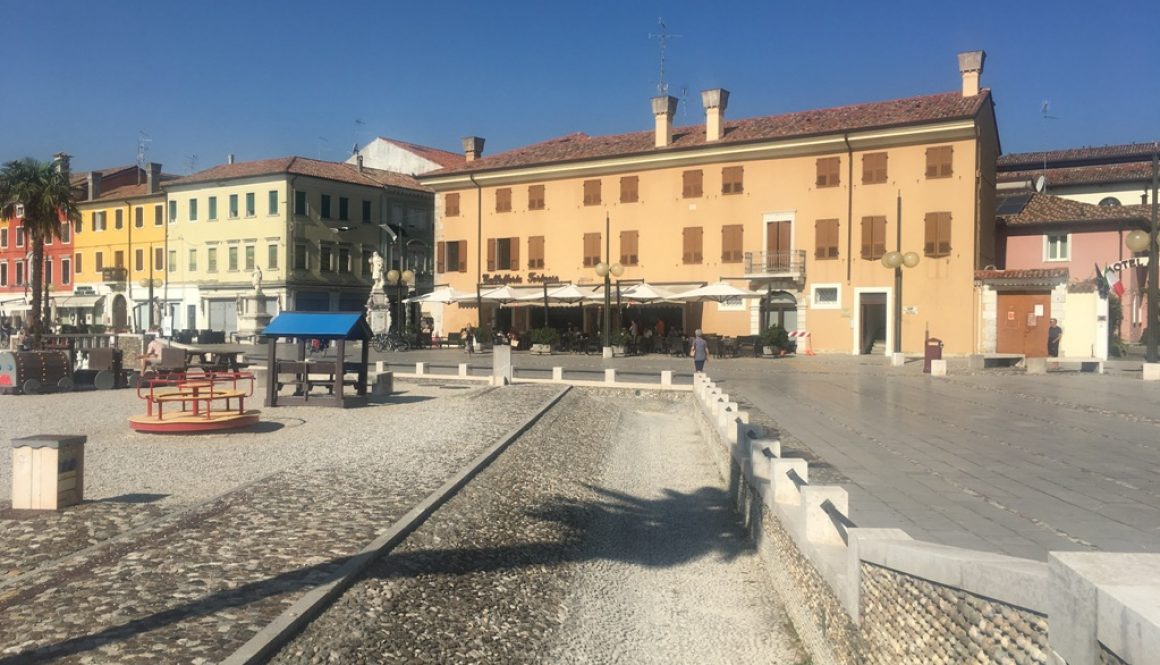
[261,311,372,340]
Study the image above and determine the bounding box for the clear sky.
[2,0,1157,173]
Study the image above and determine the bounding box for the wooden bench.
[303,361,361,394]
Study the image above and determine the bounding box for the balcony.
[743,250,806,281]
[101,267,128,283]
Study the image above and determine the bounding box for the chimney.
[356,154,364,173]
[701,89,730,142]
[652,96,678,148]
[462,136,485,162]
[227,153,236,165]
[52,152,71,176]
[87,172,102,201]
[957,50,986,97]
[147,163,162,194]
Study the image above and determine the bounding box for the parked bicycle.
[371,331,411,352]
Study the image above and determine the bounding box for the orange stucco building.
[419,51,999,355]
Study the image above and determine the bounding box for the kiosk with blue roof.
[261,311,371,408]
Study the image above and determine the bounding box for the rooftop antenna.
[353,118,365,156]
[136,131,152,184]
[184,154,199,174]
[317,136,329,160]
[1040,100,1060,192]
[678,84,689,122]
[648,17,682,97]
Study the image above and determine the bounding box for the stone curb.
[220,385,572,665]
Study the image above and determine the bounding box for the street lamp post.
[385,268,415,334]
[1124,148,1160,365]
[881,194,920,354]
[593,213,623,349]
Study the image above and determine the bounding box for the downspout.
[974,125,983,355]
[470,173,483,327]
[843,133,854,283]
[288,175,299,312]
[126,201,134,330]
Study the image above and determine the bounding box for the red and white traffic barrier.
[789,330,815,356]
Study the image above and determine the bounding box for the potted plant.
[609,329,630,356]
[760,324,790,356]
[529,327,559,355]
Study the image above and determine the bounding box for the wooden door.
[766,221,791,271]
[997,292,1051,357]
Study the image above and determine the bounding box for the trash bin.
[923,338,944,374]
[11,434,86,510]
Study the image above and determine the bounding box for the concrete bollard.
[372,372,394,396]
[770,459,808,506]
[552,367,564,381]
[415,362,426,376]
[968,354,985,370]
[717,402,739,435]
[661,370,672,386]
[751,436,781,459]
[375,360,387,373]
[602,346,613,359]
[802,485,850,546]
[604,368,616,384]
[1143,363,1160,381]
[1026,357,1047,375]
[458,363,469,378]
[930,359,947,376]
[891,352,905,367]
[11,435,87,510]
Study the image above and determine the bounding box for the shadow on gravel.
[98,493,169,504]
[365,394,437,406]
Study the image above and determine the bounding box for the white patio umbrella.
[619,282,679,303]
[668,281,764,303]
[404,286,474,304]
[517,284,596,304]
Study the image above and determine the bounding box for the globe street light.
[594,259,624,349]
[881,249,920,354]
[385,268,415,334]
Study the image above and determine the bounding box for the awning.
[54,294,106,309]
[0,297,31,312]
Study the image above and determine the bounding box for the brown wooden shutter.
[861,217,873,259]
[924,213,937,256]
[457,240,467,272]
[938,213,952,255]
[446,193,459,217]
[874,217,886,257]
[815,220,827,259]
[940,147,953,177]
[436,241,445,273]
[722,167,743,194]
[487,238,496,271]
[509,237,520,270]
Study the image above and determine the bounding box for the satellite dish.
[1034,175,1046,192]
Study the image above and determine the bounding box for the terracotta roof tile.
[999,142,1159,169]
[68,164,138,187]
[997,162,1154,187]
[424,90,990,177]
[376,137,465,169]
[164,156,431,193]
[997,192,1150,226]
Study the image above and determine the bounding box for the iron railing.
[743,249,806,279]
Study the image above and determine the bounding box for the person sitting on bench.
[141,331,165,373]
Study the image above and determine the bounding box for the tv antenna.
[136,131,152,183]
[353,118,365,156]
[184,154,199,174]
[1041,100,1060,120]
[648,17,682,97]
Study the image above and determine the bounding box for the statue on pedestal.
[371,251,385,294]
[251,266,264,295]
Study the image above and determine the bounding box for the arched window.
[1099,197,1121,207]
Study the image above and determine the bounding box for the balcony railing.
[743,250,806,280]
[101,267,128,283]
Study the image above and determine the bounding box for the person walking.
[691,329,710,373]
[1047,319,1063,357]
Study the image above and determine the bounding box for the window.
[722,166,744,195]
[268,190,278,215]
[93,211,105,232]
[245,192,255,217]
[189,199,198,222]
[320,244,332,272]
[528,185,545,211]
[811,284,841,309]
[188,249,197,272]
[294,191,307,216]
[583,179,601,206]
[168,250,177,273]
[445,193,460,217]
[620,176,639,203]
[495,188,512,213]
[721,224,743,263]
[1046,234,1070,261]
[682,227,704,263]
[115,209,124,229]
[267,244,278,269]
[814,219,840,260]
[860,216,887,260]
[361,200,371,222]
[923,212,952,258]
[582,232,601,267]
[528,236,545,269]
[862,152,888,185]
[74,252,82,275]
[44,259,52,285]
[15,262,23,285]
[816,157,840,187]
[224,245,237,271]
[925,146,953,178]
[168,200,178,223]
[338,246,350,273]
[320,194,331,219]
[60,221,71,243]
[155,247,164,271]
[16,226,25,246]
[682,170,703,198]
[437,240,467,273]
[154,204,163,226]
[0,228,6,247]
[207,247,218,272]
[135,248,144,272]
[245,245,255,271]
[294,243,308,270]
[0,262,6,286]
[95,251,104,271]
[338,197,349,221]
[620,230,639,266]
[488,237,520,271]
[61,258,70,285]
[114,250,124,268]
[229,194,240,218]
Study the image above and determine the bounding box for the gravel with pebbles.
[0,382,561,663]
[270,389,802,665]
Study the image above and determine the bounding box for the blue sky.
[2,1,1157,173]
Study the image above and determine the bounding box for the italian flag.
[1104,266,1125,298]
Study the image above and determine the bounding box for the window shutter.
[861,217,874,259]
[938,213,952,255]
[436,241,445,273]
[941,147,953,177]
[509,237,520,270]
[457,241,468,272]
[487,238,496,271]
[815,221,827,259]
[874,217,886,258]
[924,213,936,255]
[682,228,691,263]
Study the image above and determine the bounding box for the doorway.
[997,291,1051,357]
[762,291,798,332]
[111,294,128,331]
[858,292,887,355]
[765,220,792,272]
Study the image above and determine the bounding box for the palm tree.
[0,157,81,349]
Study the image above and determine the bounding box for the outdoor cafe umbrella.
[668,281,764,303]
[404,286,474,304]
[619,282,679,303]
[516,283,598,326]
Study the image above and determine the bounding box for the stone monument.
[235,266,273,343]
[366,251,392,334]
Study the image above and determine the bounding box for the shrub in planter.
[760,324,790,354]
[609,330,630,347]
[530,327,560,346]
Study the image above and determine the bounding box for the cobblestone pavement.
[0,383,561,664]
[271,389,801,665]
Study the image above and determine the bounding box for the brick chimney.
[53,152,71,176]
[957,50,986,97]
[87,172,102,201]
[147,163,162,194]
[652,95,679,148]
[462,136,485,162]
[227,153,236,165]
[356,154,364,173]
[701,89,730,142]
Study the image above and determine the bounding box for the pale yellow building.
[419,51,999,355]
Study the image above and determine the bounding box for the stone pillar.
[492,344,512,385]
[552,367,564,381]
